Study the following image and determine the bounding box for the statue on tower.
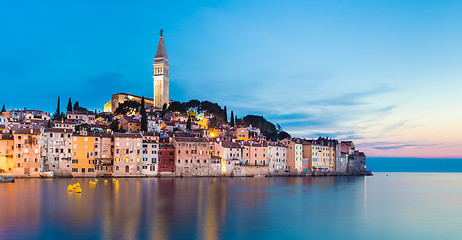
[160,29,163,37]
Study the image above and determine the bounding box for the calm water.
[1,173,462,240]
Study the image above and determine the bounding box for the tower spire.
[153,29,170,109]
[155,29,168,59]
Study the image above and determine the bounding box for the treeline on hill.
[161,100,291,141]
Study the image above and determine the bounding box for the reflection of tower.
[153,29,170,109]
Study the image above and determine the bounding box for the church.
[104,30,170,113]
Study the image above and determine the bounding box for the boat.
[254,174,266,178]
[0,176,15,183]
[40,171,54,178]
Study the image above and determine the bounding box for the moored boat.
[0,176,15,183]
[40,171,54,178]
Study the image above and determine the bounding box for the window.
[88,168,94,172]
[178,159,181,163]
[72,159,78,163]
[72,168,78,172]
[126,158,129,162]
[152,158,156,163]
[81,168,86,173]
[137,158,140,162]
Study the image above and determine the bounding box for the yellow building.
[0,134,14,174]
[104,93,155,113]
[71,133,96,177]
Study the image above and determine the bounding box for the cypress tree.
[224,106,228,123]
[47,119,52,128]
[235,115,238,126]
[1,104,5,113]
[161,103,167,117]
[73,101,79,111]
[67,98,73,112]
[53,97,61,120]
[230,111,234,128]
[186,114,192,130]
[140,97,148,131]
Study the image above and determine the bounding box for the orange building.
[243,142,268,166]
[13,128,42,177]
[71,133,96,177]
[0,134,14,174]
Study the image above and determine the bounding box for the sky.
[1,0,461,158]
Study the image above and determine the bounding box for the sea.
[1,158,462,240]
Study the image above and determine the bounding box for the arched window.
[116,166,119,170]
[125,166,129,173]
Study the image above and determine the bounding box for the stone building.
[173,137,214,176]
[113,133,142,176]
[153,30,170,109]
[268,142,288,174]
[67,110,95,125]
[94,133,114,177]
[243,142,268,166]
[41,128,73,177]
[141,139,159,176]
[215,141,243,176]
[0,134,14,174]
[13,128,42,177]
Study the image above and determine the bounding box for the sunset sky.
[1,0,461,158]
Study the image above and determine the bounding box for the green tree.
[140,97,148,131]
[224,106,228,123]
[230,111,234,127]
[1,104,5,113]
[47,119,52,128]
[185,99,200,110]
[67,98,73,112]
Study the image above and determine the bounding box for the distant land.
[367,158,462,172]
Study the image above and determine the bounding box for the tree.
[230,111,234,127]
[73,101,79,111]
[47,119,52,128]
[140,97,148,131]
[111,118,125,132]
[234,115,238,126]
[67,98,73,112]
[114,99,141,116]
[224,106,228,123]
[168,101,187,114]
[161,103,167,117]
[242,115,278,141]
[185,99,200,110]
[1,104,5,113]
[186,114,192,130]
[52,97,61,121]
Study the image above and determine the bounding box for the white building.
[141,139,159,176]
[41,128,73,177]
[268,142,288,174]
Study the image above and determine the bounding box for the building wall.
[0,134,14,174]
[173,138,213,176]
[113,134,142,176]
[72,134,96,177]
[268,144,288,173]
[158,144,175,174]
[94,135,113,177]
[283,139,303,174]
[41,129,73,177]
[13,129,41,177]
[243,143,268,166]
[142,140,159,176]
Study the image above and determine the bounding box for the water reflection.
[0,177,367,240]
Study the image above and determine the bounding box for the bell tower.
[153,29,170,109]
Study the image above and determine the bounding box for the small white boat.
[254,174,266,178]
[40,171,54,178]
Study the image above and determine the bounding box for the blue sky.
[1,0,461,157]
